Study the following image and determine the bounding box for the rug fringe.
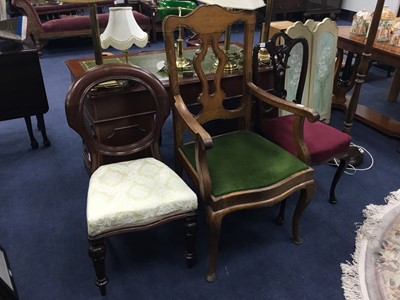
[341,189,400,300]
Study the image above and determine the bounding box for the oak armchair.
[163,4,317,282]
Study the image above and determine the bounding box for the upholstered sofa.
[11,0,150,55]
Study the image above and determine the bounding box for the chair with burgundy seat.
[254,32,351,207]
[12,0,150,55]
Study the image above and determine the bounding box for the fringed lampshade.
[100,7,148,64]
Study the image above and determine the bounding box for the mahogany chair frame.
[254,32,351,205]
[65,64,197,295]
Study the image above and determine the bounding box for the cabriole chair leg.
[206,209,223,283]
[292,186,314,245]
[329,157,349,204]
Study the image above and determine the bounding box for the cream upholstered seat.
[87,158,197,237]
[65,64,198,296]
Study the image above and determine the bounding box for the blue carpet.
[1,22,400,300]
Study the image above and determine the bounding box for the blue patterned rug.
[341,189,400,300]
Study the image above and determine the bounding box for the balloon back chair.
[65,64,198,296]
[253,32,352,205]
[163,5,317,282]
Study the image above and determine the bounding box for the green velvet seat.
[183,130,308,197]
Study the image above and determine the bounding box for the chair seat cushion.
[182,130,308,197]
[260,115,352,164]
[87,157,197,237]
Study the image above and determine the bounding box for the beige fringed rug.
[341,189,400,300]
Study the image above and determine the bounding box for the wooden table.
[65,43,272,97]
[65,44,273,170]
[333,25,400,137]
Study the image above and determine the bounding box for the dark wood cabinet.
[273,0,305,13]
[272,0,342,19]
[305,0,343,18]
[0,38,50,148]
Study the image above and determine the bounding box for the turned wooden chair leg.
[329,157,349,204]
[88,238,108,296]
[184,214,197,268]
[206,209,223,283]
[24,116,39,149]
[36,114,51,147]
[292,185,314,245]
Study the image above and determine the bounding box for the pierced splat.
[265,32,308,103]
[191,33,229,118]
[163,5,254,127]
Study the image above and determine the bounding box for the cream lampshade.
[100,7,148,64]
[200,0,266,70]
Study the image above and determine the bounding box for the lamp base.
[213,50,239,71]
[176,56,191,69]
[258,48,271,65]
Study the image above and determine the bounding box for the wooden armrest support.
[174,95,213,150]
[174,95,213,199]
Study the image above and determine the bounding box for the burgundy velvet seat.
[261,115,351,165]
[260,115,351,204]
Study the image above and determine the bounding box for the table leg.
[24,116,39,149]
[388,67,400,102]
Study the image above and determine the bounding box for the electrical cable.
[327,142,374,175]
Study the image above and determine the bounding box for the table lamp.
[100,7,148,64]
[199,0,266,70]
[158,0,197,69]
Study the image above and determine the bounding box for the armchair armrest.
[174,95,213,199]
[247,82,320,164]
[174,95,213,150]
